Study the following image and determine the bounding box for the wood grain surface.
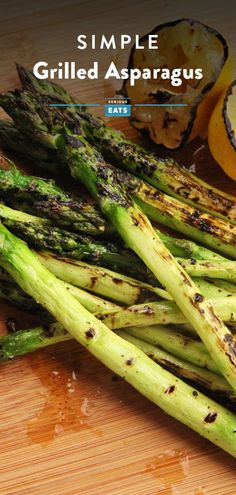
[0,1,236,494]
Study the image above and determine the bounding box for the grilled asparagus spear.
[0,166,106,235]
[178,259,236,283]
[0,127,230,264]
[1,202,228,287]
[2,93,236,259]
[117,331,236,410]
[1,90,236,391]
[80,112,236,225]
[0,248,168,307]
[99,296,236,329]
[0,223,235,457]
[37,252,169,304]
[1,265,236,340]
[0,280,227,377]
[16,64,236,225]
[0,150,227,261]
[0,120,60,173]
[156,229,225,261]
[0,321,235,410]
[134,181,236,259]
[0,203,149,280]
[126,326,219,374]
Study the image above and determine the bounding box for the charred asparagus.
[0,166,106,235]
[0,223,235,456]
[1,89,236,391]
[2,92,236,259]
[16,64,236,225]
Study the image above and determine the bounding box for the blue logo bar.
[104,104,131,117]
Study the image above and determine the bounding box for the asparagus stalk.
[0,256,169,305]
[0,166,106,235]
[2,99,236,260]
[0,223,235,457]
[191,278,234,299]
[1,267,236,341]
[178,259,236,283]
[0,203,150,280]
[134,181,236,259]
[125,326,219,374]
[1,90,236,391]
[0,322,235,411]
[1,201,227,287]
[0,126,230,264]
[80,112,236,225]
[210,279,236,294]
[156,229,225,261]
[100,296,236,329]
[16,63,80,106]
[0,120,60,173]
[117,330,236,410]
[16,64,236,225]
[37,252,169,304]
[0,144,227,262]
[0,323,69,360]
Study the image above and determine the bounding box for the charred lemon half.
[122,19,232,149]
[208,80,236,180]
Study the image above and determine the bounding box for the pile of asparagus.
[0,66,236,457]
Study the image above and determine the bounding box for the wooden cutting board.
[0,1,236,494]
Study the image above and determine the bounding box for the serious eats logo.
[104,98,131,117]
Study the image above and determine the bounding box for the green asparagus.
[0,203,150,279]
[3,93,236,259]
[178,259,236,283]
[0,120,60,173]
[125,326,219,374]
[37,251,169,304]
[99,296,236,329]
[0,126,230,263]
[210,279,236,294]
[1,267,236,340]
[1,89,236,391]
[0,321,235,409]
[0,166,106,235]
[117,330,236,410]
[156,229,225,261]
[134,181,236,259]
[0,149,227,261]
[16,64,236,225]
[0,223,235,457]
[1,201,228,287]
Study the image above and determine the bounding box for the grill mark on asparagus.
[99,138,235,217]
[131,305,155,315]
[204,412,218,423]
[193,293,204,303]
[165,385,176,394]
[85,328,96,339]
[137,182,236,247]
[126,358,134,366]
